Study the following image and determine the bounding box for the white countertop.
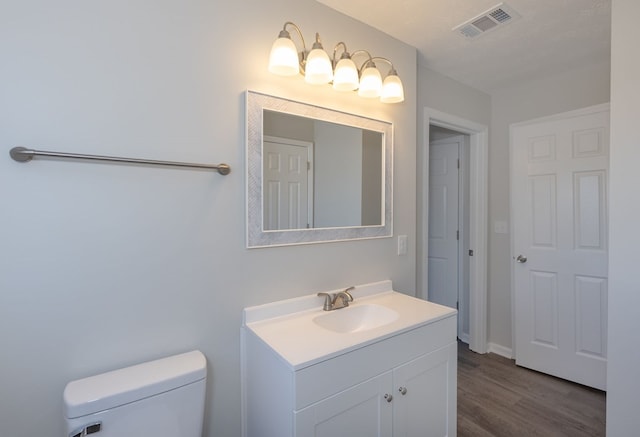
[243,280,457,370]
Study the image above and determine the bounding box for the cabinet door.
[294,372,393,437]
[393,342,457,437]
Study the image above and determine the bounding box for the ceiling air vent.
[453,2,521,40]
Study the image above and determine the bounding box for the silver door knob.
[384,394,393,403]
[516,255,527,263]
[398,387,407,395]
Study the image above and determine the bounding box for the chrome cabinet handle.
[516,255,527,263]
[398,386,407,395]
[384,393,393,403]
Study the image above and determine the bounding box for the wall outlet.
[494,220,509,234]
[397,235,408,256]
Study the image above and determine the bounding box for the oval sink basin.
[312,304,399,334]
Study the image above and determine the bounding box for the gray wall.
[607,0,640,434]
[0,1,417,436]
[314,121,362,227]
[361,129,384,226]
[264,111,315,142]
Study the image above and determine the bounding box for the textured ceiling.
[316,0,611,92]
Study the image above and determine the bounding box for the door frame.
[508,102,611,358]
[421,107,488,354]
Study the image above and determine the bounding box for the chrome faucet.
[317,286,355,311]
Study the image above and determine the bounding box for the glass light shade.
[332,58,359,91]
[268,37,300,76]
[380,74,405,103]
[304,48,333,85]
[358,66,382,98]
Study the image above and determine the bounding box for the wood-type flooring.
[457,342,606,436]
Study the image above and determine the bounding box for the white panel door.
[428,140,460,311]
[263,139,311,230]
[512,107,609,390]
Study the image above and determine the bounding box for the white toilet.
[63,350,207,437]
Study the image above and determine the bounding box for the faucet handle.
[317,292,334,311]
[342,286,355,301]
[333,287,354,309]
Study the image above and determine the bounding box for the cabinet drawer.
[293,315,456,409]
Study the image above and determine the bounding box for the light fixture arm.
[311,32,324,50]
[371,57,398,77]
[280,21,308,68]
[351,49,376,73]
[332,42,351,66]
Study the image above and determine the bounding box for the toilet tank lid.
[63,350,206,419]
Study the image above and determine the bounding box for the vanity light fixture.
[305,33,333,84]
[267,23,303,76]
[267,21,405,103]
[377,59,405,104]
[332,42,359,92]
[356,53,383,98]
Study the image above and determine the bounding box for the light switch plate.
[397,235,408,256]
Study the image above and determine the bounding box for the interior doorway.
[428,127,471,343]
[420,107,488,354]
[510,104,609,390]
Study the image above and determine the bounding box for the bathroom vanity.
[241,281,457,437]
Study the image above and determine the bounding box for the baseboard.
[458,332,470,345]
[487,342,513,359]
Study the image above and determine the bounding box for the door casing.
[421,108,488,354]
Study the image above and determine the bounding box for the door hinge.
[457,158,460,169]
[456,301,459,310]
[456,230,459,240]
[307,161,311,170]
[469,249,474,256]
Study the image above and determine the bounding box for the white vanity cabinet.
[294,340,457,437]
[242,287,457,437]
[295,369,393,436]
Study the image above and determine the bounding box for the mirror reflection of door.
[263,109,383,230]
[263,136,313,230]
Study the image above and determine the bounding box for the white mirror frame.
[246,90,393,248]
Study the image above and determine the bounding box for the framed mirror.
[246,91,393,248]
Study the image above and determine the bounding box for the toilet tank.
[63,350,206,437]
